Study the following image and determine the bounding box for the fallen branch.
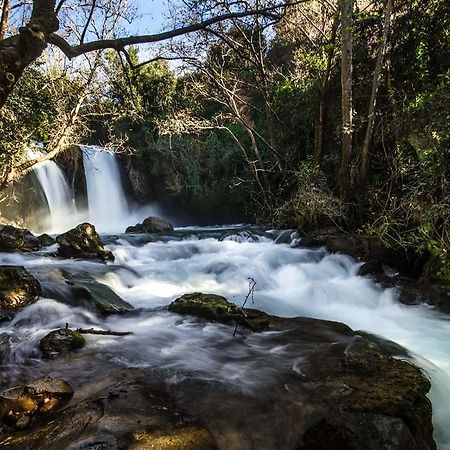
[233,277,257,337]
[75,327,132,336]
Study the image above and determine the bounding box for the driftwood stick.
[76,327,132,336]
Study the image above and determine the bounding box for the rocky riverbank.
[0,221,443,449]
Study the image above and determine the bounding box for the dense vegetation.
[0,0,449,284]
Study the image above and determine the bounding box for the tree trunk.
[0,0,9,40]
[359,0,393,190]
[314,13,339,165]
[337,0,353,199]
[0,0,59,108]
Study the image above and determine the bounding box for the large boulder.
[0,266,41,309]
[39,328,85,359]
[0,226,40,253]
[0,377,73,429]
[56,223,113,261]
[126,216,174,234]
[44,280,134,315]
[168,292,270,331]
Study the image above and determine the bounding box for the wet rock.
[56,223,113,261]
[168,292,270,331]
[0,369,216,449]
[0,226,40,253]
[0,377,73,429]
[37,233,56,247]
[0,318,435,450]
[219,229,259,243]
[0,266,41,309]
[126,216,174,234]
[44,281,134,315]
[39,328,86,359]
[357,260,385,277]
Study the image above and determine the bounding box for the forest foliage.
[0,0,449,283]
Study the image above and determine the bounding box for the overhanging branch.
[48,2,307,59]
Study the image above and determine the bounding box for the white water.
[1,230,450,447]
[29,151,79,233]
[31,146,161,234]
[82,146,131,233]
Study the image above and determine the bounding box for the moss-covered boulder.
[126,216,174,234]
[0,377,73,429]
[0,226,40,252]
[39,328,85,359]
[168,292,270,331]
[0,266,41,309]
[56,223,113,261]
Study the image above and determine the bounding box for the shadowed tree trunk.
[337,0,353,199]
[359,0,393,190]
[314,13,339,165]
[0,0,10,40]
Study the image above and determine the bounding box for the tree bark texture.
[337,0,353,199]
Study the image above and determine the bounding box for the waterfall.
[30,151,79,234]
[31,146,159,234]
[81,146,131,234]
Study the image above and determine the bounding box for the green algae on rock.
[39,328,85,359]
[168,292,270,331]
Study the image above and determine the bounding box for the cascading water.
[29,150,78,234]
[31,146,160,234]
[81,146,131,233]
[0,228,450,448]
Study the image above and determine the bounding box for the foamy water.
[0,229,449,447]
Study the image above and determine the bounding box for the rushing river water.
[1,227,450,448]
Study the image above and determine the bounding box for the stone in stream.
[125,216,174,233]
[0,377,73,429]
[0,225,40,252]
[63,281,134,314]
[168,292,270,331]
[39,328,85,359]
[56,222,114,261]
[0,266,42,309]
[37,233,56,247]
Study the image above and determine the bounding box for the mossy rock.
[0,266,41,309]
[56,223,113,261]
[39,328,85,359]
[168,292,270,331]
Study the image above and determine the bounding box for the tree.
[0,0,292,186]
[337,0,353,199]
[0,0,290,110]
